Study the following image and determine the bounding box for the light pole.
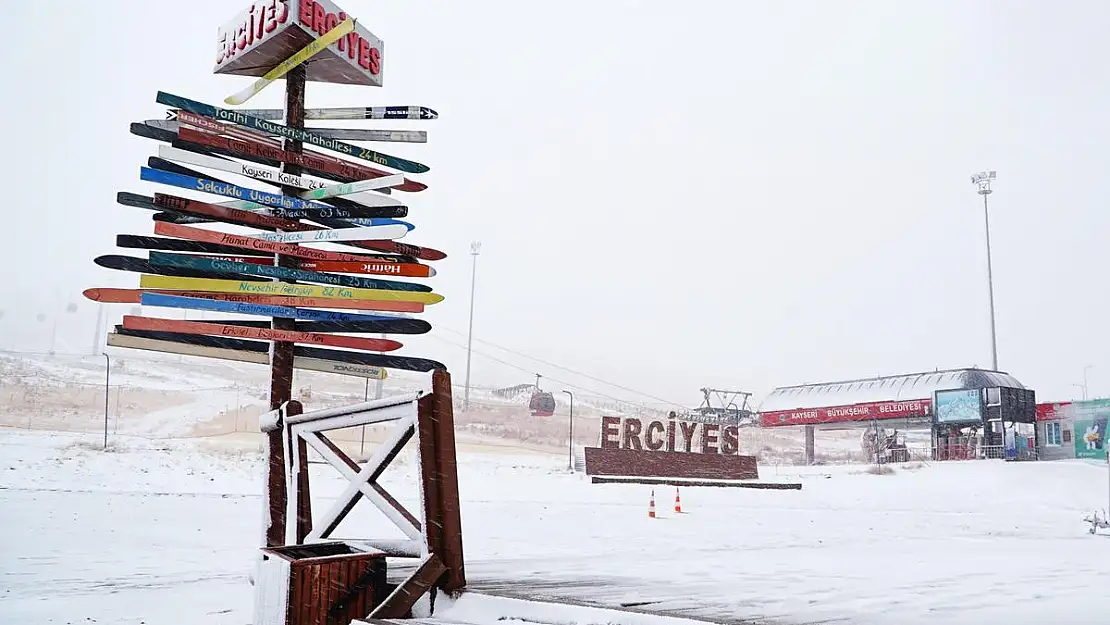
[971,170,999,371]
[1073,384,1087,400]
[360,339,386,456]
[361,377,370,456]
[463,241,481,411]
[562,390,574,472]
[1083,365,1094,401]
[102,352,110,450]
[91,303,106,356]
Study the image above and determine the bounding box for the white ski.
[157,146,404,207]
[106,333,388,380]
[230,105,438,121]
[299,174,405,200]
[253,225,408,244]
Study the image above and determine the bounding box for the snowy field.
[2,427,1109,625]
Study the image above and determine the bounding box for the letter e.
[299,0,314,26]
[599,416,620,449]
[701,424,720,454]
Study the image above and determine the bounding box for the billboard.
[934,388,983,425]
[1070,400,1110,460]
[1074,418,1108,460]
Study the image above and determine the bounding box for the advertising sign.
[934,388,984,425]
[1074,418,1108,460]
[215,0,384,86]
[759,398,931,427]
[1069,400,1110,460]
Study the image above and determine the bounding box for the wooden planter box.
[254,542,388,625]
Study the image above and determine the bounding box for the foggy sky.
[1,0,1107,409]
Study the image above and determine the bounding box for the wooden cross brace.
[259,369,465,618]
[275,393,426,554]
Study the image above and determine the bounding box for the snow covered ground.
[2,427,1109,625]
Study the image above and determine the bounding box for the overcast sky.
[1,0,1107,409]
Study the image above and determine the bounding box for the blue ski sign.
[139,167,413,232]
[138,292,401,322]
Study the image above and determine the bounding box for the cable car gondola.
[529,373,556,417]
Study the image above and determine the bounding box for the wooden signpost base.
[258,370,465,622]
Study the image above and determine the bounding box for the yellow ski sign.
[139,275,444,305]
[223,17,357,106]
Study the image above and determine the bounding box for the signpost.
[85,1,465,617]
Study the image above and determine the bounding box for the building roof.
[758,368,1026,412]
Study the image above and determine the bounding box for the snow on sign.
[599,415,743,455]
[586,415,759,482]
[214,0,384,87]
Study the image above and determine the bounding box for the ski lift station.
[757,368,1039,464]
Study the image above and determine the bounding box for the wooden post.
[430,370,466,590]
[416,393,443,557]
[265,65,308,547]
[286,400,313,543]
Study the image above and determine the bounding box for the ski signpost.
[86,0,464,617]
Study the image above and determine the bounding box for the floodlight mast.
[463,241,481,411]
[971,170,999,371]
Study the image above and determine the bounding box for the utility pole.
[971,170,999,371]
[562,390,574,472]
[463,241,481,411]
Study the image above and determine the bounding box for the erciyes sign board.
[215,0,384,87]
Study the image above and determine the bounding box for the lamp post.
[360,338,386,457]
[102,352,110,450]
[971,170,999,371]
[463,241,481,411]
[562,390,574,472]
[1083,365,1094,401]
[361,377,370,456]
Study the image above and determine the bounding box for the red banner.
[760,398,932,427]
[1036,402,1072,421]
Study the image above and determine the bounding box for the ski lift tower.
[687,388,754,426]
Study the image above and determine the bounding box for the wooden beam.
[367,554,447,619]
[416,393,443,558]
[265,407,287,547]
[305,416,417,541]
[430,369,466,590]
[289,401,312,543]
[314,433,421,539]
[371,482,421,532]
[317,432,360,473]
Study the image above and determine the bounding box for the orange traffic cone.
[648,489,657,518]
[674,487,683,513]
